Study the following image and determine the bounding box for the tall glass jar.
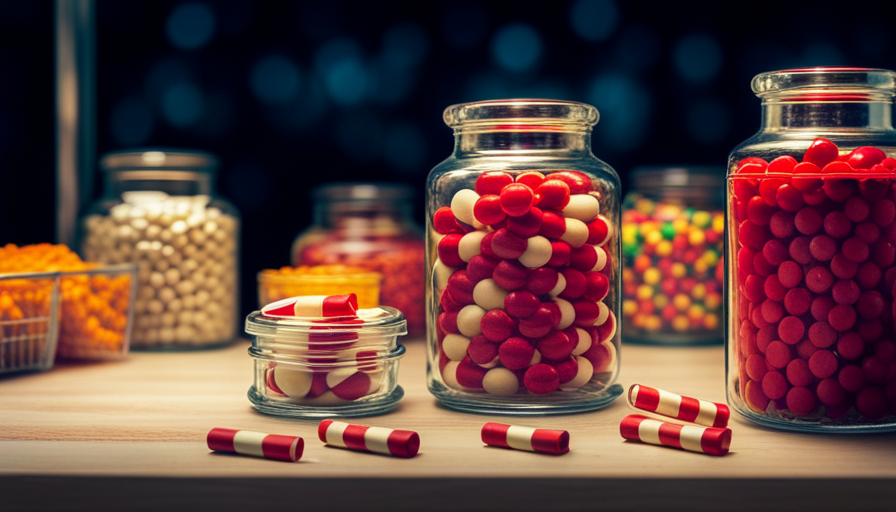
[291,183,425,337]
[426,99,622,414]
[622,166,725,344]
[80,149,240,350]
[727,68,896,432]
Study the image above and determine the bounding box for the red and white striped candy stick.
[628,383,730,428]
[207,427,303,462]
[318,419,420,458]
[481,422,570,455]
[619,415,731,456]
[262,294,359,318]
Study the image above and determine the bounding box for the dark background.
[2,0,895,318]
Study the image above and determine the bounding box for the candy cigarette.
[619,415,731,456]
[628,383,730,428]
[318,419,419,458]
[262,294,358,318]
[207,427,303,462]
[481,422,569,455]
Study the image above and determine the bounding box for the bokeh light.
[166,3,216,50]
[384,122,428,174]
[381,22,429,69]
[315,39,368,105]
[110,95,154,146]
[588,73,652,152]
[673,33,723,84]
[369,58,417,104]
[250,55,301,104]
[265,74,328,131]
[491,23,542,72]
[686,97,731,145]
[162,82,205,127]
[440,5,488,49]
[569,0,619,42]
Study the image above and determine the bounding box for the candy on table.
[433,170,616,397]
[481,422,570,455]
[621,190,724,339]
[262,294,359,318]
[628,384,730,428]
[81,196,239,348]
[0,243,133,363]
[318,419,420,458]
[619,414,731,456]
[732,139,896,421]
[207,427,303,462]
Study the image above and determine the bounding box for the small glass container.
[291,183,425,337]
[79,149,240,350]
[258,265,382,310]
[426,99,622,415]
[621,166,725,344]
[245,305,407,418]
[727,68,896,432]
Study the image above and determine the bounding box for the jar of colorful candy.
[727,68,896,432]
[291,183,425,337]
[426,99,622,414]
[621,167,725,344]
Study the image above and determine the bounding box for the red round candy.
[571,299,600,326]
[828,304,857,331]
[434,206,461,234]
[805,266,834,293]
[480,309,515,342]
[764,274,787,301]
[838,364,865,392]
[473,195,507,226]
[811,295,835,322]
[766,341,793,369]
[816,378,846,406]
[836,332,864,360]
[857,290,885,319]
[523,363,560,394]
[504,290,541,319]
[746,354,769,381]
[862,356,887,384]
[537,330,574,360]
[526,267,560,296]
[759,178,785,205]
[438,234,465,268]
[808,350,838,379]
[794,207,823,235]
[748,196,774,226]
[569,245,598,272]
[438,310,459,334]
[871,199,896,227]
[586,216,612,246]
[493,259,529,290]
[467,335,499,366]
[518,305,555,338]
[534,179,571,210]
[860,178,890,202]
[551,356,579,384]
[550,171,592,194]
[456,357,488,389]
[738,247,756,273]
[583,271,609,301]
[784,288,812,316]
[507,207,543,237]
[803,138,840,167]
[745,380,770,412]
[786,359,814,387]
[516,171,546,190]
[467,254,501,283]
[832,279,860,305]
[757,324,778,353]
[856,386,888,419]
[870,240,895,267]
[734,178,758,200]
[856,261,882,289]
[762,370,790,399]
[769,211,796,238]
[500,183,535,217]
[761,300,784,324]
[558,268,586,299]
[491,228,528,259]
[476,172,514,196]
[803,187,828,205]
[822,177,858,203]
[498,337,535,370]
[446,270,476,305]
[778,316,805,345]
[776,184,805,212]
[440,289,464,313]
[875,340,895,362]
[786,386,817,416]
[762,240,789,266]
[480,232,498,258]
[792,161,823,191]
[845,197,871,223]
[808,321,837,349]
[753,252,776,277]
[539,211,566,238]
[809,235,837,261]
[857,319,883,342]
[769,155,798,174]
[824,211,852,239]
[548,241,571,267]
[830,254,858,279]
[846,146,887,170]
[777,261,803,289]
[744,274,767,302]
[789,236,813,264]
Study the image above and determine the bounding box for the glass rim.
[752,67,896,98]
[443,99,600,130]
[311,182,415,202]
[100,148,219,172]
[245,306,407,338]
[631,165,726,189]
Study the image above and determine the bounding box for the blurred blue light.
[251,55,301,104]
[614,25,660,70]
[110,96,154,146]
[382,22,429,68]
[166,3,215,50]
[336,112,385,163]
[686,98,731,145]
[162,83,204,127]
[673,33,723,83]
[195,92,235,138]
[370,58,416,104]
[269,74,328,131]
[145,58,193,103]
[440,6,488,49]
[315,39,368,105]
[801,43,847,67]
[491,24,542,72]
[385,122,428,174]
[588,74,652,152]
[569,0,618,42]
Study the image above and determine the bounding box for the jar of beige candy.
[79,149,240,349]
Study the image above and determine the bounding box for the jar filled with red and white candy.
[426,99,622,414]
[727,68,896,432]
[245,303,407,418]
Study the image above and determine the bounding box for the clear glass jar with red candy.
[426,99,623,415]
[727,68,896,432]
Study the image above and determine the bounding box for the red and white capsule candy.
[593,302,610,327]
[553,298,576,330]
[319,419,420,458]
[569,245,607,272]
[458,230,488,262]
[481,422,570,455]
[570,327,593,355]
[619,415,731,456]
[583,338,616,374]
[628,384,731,428]
[482,367,520,396]
[457,304,487,338]
[262,294,358,318]
[560,218,589,248]
[560,356,593,390]
[442,333,471,361]
[473,278,510,311]
[561,194,600,222]
[208,428,303,462]
[519,235,553,268]
[587,215,613,246]
[326,368,373,401]
[451,189,482,228]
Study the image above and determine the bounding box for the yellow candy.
[687,304,706,321]
[670,263,686,279]
[645,230,663,246]
[688,230,706,246]
[673,218,689,233]
[694,259,708,274]
[671,315,690,332]
[644,316,663,331]
[705,293,722,311]
[691,210,711,228]
[655,240,673,257]
[704,314,720,330]
[653,294,669,309]
[643,267,661,285]
[692,283,707,300]
[673,293,691,312]
[712,214,725,233]
[636,284,653,301]
[702,251,719,266]
[623,300,639,316]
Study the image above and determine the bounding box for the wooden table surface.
[1,338,894,511]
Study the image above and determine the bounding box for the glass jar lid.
[443,99,599,133]
[630,166,725,201]
[245,306,408,341]
[752,68,896,102]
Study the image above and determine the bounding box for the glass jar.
[426,99,623,415]
[80,149,240,350]
[291,183,425,337]
[245,304,407,418]
[621,166,725,344]
[727,68,896,432]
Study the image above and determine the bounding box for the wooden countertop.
[1,339,894,511]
